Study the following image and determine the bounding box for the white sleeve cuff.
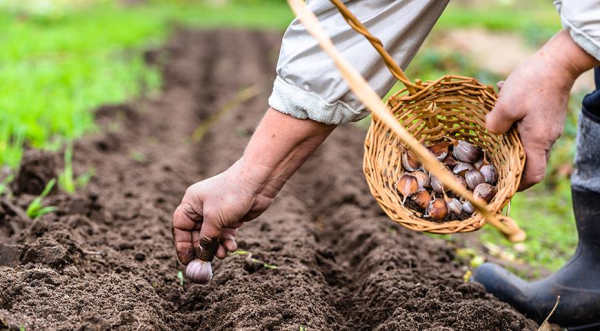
[268,76,370,125]
[555,0,600,61]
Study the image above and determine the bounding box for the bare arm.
[172,108,335,265]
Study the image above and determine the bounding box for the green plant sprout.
[130,150,147,163]
[231,250,278,270]
[0,174,14,195]
[26,178,57,220]
[58,144,95,193]
[177,271,184,286]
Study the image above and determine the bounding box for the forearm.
[238,108,336,198]
[540,30,599,86]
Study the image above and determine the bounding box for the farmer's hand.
[172,108,335,265]
[172,160,273,264]
[486,30,599,191]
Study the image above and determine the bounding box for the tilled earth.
[0,30,538,331]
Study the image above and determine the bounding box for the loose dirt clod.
[12,150,57,196]
[0,30,538,331]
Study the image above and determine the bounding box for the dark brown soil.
[0,30,538,331]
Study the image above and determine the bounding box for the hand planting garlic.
[397,138,499,222]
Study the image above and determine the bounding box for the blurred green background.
[0,0,591,278]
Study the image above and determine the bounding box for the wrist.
[541,30,599,86]
[229,158,275,196]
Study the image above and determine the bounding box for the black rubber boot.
[472,187,600,330]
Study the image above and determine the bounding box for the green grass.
[0,0,292,168]
[438,6,560,33]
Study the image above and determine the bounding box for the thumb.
[486,98,521,134]
[497,81,505,90]
[194,214,221,262]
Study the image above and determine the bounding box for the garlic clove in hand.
[186,259,213,284]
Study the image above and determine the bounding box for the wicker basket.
[364,77,526,234]
[288,0,527,241]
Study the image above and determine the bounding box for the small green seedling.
[58,143,94,194]
[0,174,14,195]
[26,178,56,220]
[177,271,184,286]
[299,326,307,331]
[130,150,146,163]
[59,144,75,193]
[231,250,278,270]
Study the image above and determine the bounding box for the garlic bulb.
[402,149,421,171]
[453,162,474,176]
[426,198,448,221]
[453,140,483,163]
[410,171,430,190]
[480,164,498,185]
[430,174,445,193]
[397,174,419,203]
[473,157,485,170]
[446,198,462,215]
[412,190,432,210]
[465,169,485,190]
[454,175,467,191]
[443,154,458,168]
[473,183,497,202]
[462,201,475,215]
[186,259,213,284]
[427,141,451,161]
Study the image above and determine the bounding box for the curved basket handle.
[287,0,526,242]
[329,0,417,95]
[497,215,526,242]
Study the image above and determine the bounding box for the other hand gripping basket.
[289,0,527,241]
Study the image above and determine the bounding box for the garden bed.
[0,29,537,331]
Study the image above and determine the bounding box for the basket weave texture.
[363,76,526,233]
